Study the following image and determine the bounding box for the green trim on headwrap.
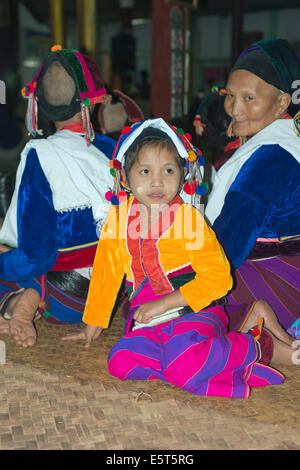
[40,49,89,94]
[255,39,300,94]
[56,49,89,94]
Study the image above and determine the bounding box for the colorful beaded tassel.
[81,99,95,147]
[24,89,43,137]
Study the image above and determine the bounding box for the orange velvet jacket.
[83,195,233,328]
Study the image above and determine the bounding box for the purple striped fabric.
[108,304,284,399]
[0,277,86,324]
[226,255,300,333]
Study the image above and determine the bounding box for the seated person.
[0,46,116,347]
[205,39,300,336]
[62,118,297,399]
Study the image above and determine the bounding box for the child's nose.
[151,172,163,185]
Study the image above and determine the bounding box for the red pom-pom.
[113,160,122,170]
[185,133,192,142]
[183,182,196,195]
[118,191,127,202]
[122,126,132,134]
[252,328,260,337]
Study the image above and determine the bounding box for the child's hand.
[133,299,167,324]
[61,324,103,348]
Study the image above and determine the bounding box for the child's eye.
[140,169,149,175]
[245,95,254,101]
[164,168,174,174]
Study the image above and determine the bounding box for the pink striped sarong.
[108,287,284,398]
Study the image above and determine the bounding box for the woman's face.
[224,69,290,137]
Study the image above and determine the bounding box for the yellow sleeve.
[179,205,232,312]
[83,205,126,328]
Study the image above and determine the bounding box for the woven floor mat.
[1,301,300,442]
[1,362,300,450]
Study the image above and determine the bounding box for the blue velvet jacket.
[0,132,115,281]
[213,144,300,269]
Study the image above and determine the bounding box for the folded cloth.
[257,328,274,365]
[287,317,300,339]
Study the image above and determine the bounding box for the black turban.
[230,39,300,94]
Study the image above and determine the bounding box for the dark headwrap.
[21,45,108,145]
[231,39,300,94]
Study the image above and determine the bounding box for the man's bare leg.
[239,300,294,346]
[9,289,40,347]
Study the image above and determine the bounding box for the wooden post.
[77,0,97,59]
[50,0,65,47]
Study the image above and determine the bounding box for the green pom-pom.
[177,128,184,135]
[43,311,51,318]
[110,168,116,177]
[82,97,90,106]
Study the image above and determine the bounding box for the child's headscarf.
[105,118,207,206]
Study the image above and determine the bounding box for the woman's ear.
[277,92,292,117]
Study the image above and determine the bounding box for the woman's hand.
[61,324,103,348]
[133,298,167,324]
[0,244,12,253]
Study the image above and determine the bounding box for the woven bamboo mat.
[2,362,300,450]
[2,302,300,449]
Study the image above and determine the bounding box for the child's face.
[125,144,185,211]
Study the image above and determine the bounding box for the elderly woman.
[205,39,300,337]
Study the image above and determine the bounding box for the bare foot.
[266,328,299,366]
[240,300,294,346]
[9,288,40,347]
[0,290,25,336]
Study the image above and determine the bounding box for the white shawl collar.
[205,119,300,225]
[0,130,113,247]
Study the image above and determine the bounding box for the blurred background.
[0,0,299,213]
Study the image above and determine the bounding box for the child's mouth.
[148,193,164,199]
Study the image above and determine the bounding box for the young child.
[64,118,296,398]
[0,46,116,347]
